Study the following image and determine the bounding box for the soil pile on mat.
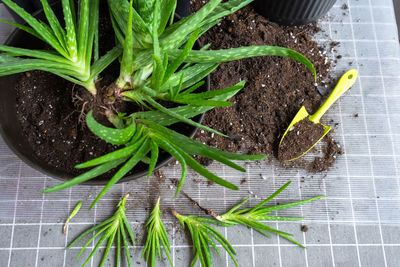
[278,118,326,161]
[192,1,342,172]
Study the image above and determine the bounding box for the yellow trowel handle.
[309,69,358,123]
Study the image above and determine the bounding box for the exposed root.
[181,191,219,219]
[78,101,88,125]
[169,178,218,218]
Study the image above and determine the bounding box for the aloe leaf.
[40,0,67,50]
[142,119,265,161]
[161,0,222,50]
[203,0,253,25]
[174,99,231,107]
[152,0,161,37]
[90,46,122,80]
[1,0,69,58]
[166,143,239,190]
[108,0,151,46]
[78,224,111,258]
[90,139,151,208]
[148,124,246,172]
[119,0,134,83]
[281,234,306,248]
[116,228,121,267]
[67,216,115,249]
[147,141,159,178]
[261,216,304,221]
[260,196,325,213]
[50,72,86,87]
[172,46,317,79]
[75,136,145,169]
[163,29,199,83]
[99,231,116,267]
[120,222,133,267]
[86,110,136,146]
[42,158,127,193]
[144,96,227,137]
[61,0,77,59]
[153,135,187,196]
[0,46,71,64]
[77,0,90,60]
[180,81,245,99]
[161,63,218,92]
[134,84,242,125]
[85,0,100,64]
[82,229,113,266]
[122,213,136,246]
[0,58,85,78]
[0,19,44,41]
[109,10,125,45]
[135,0,155,23]
[250,181,292,212]
[180,80,205,96]
[159,0,176,34]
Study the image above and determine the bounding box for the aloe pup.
[67,193,135,267]
[173,181,324,266]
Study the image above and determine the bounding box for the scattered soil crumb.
[278,118,325,161]
[308,134,344,173]
[207,180,215,186]
[301,225,309,232]
[342,3,349,10]
[154,170,166,182]
[240,178,247,185]
[354,113,359,118]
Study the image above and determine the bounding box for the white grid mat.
[1,0,400,266]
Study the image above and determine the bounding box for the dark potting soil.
[192,2,342,172]
[278,117,326,161]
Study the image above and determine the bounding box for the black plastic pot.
[0,4,208,185]
[252,0,337,26]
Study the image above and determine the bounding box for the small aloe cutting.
[173,210,238,267]
[173,182,324,266]
[142,197,172,267]
[67,193,135,267]
[215,181,325,248]
[1,0,317,207]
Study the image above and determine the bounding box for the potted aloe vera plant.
[0,0,316,208]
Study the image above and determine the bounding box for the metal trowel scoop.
[279,69,358,161]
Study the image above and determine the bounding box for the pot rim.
[0,3,209,185]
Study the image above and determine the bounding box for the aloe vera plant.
[67,193,135,267]
[1,0,317,207]
[0,0,121,94]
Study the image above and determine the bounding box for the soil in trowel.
[278,118,325,161]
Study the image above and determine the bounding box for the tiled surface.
[0,0,400,266]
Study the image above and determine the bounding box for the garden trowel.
[279,69,358,161]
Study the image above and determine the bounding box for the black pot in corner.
[0,4,208,185]
[252,0,337,26]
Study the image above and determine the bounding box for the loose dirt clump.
[192,1,341,172]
